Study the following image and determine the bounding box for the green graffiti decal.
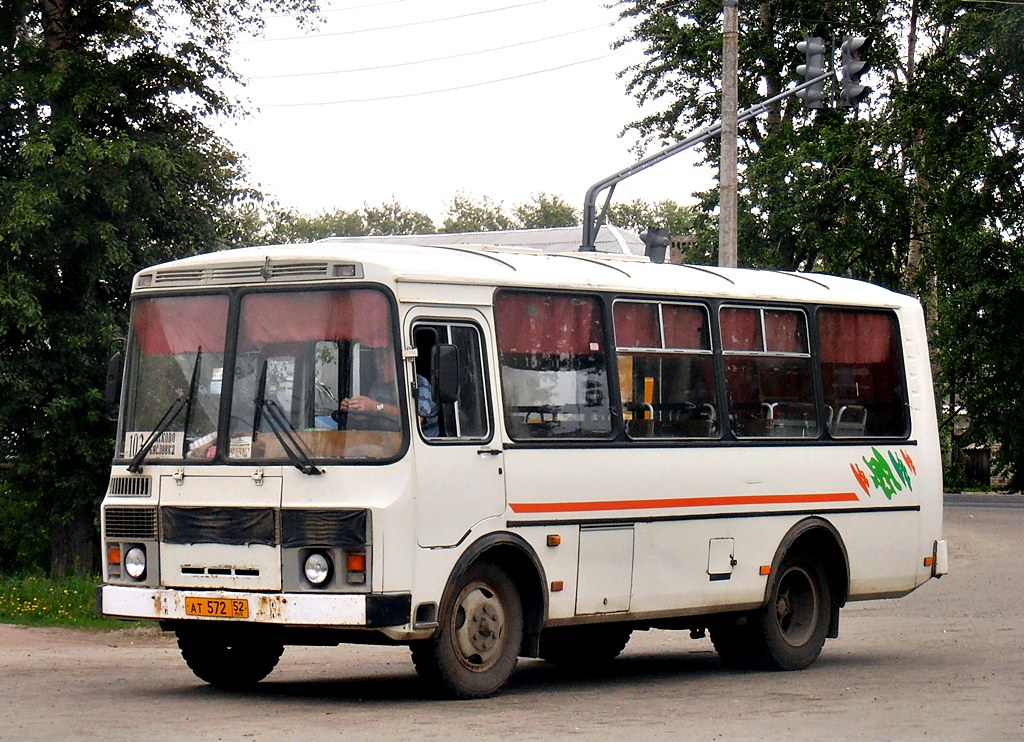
[850,448,919,500]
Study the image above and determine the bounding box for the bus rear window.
[818,309,908,437]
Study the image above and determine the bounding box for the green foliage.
[441,193,516,233]
[607,198,697,238]
[513,193,580,229]
[0,572,139,629]
[0,0,320,574]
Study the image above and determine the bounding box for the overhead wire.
[251,23,609,79]
[258,50,627,106]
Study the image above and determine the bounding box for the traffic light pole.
[580,69,833,253]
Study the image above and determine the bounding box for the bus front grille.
[105,507,158,540]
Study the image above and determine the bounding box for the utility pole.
[719,0,738,268]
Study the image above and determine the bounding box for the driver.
[338,350,439,435]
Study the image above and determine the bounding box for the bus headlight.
[304,552,333,587]
[124,546,147,579]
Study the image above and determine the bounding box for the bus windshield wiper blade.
[181,347,202,458]
[127,396,185,473]
[253,361,322,476]
[259,399,323,475]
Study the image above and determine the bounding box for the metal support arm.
[580,71,834,252]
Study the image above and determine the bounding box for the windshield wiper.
[181,348,202,458]
[253,361,322,476]
[127,348,202,473]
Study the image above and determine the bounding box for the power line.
[259,50,625,106]
[251,24,609,79]
[246,0,551,44]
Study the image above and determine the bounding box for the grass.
[0,573,145,630]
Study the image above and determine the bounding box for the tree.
[513,193,579,229]
[441,193,515,233]
[0,0,319,574]
[266,206,368,243]
[616,1,1024,485]
[364,199,436,236]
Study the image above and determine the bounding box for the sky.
[221,0,717,222]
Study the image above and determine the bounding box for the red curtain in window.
[238,289,392,350]
[663,305,708,350]
[614,302,659,348]
[818,310,894,364]
[495,292,603,354]
[133,296,229,355]
[764,310,807,353]
[720,308,762,351]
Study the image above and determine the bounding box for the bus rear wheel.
[538,625,632,665]
[411,561,523,699]
[176,629,284,689]
[754,554,830,670]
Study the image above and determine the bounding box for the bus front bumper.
[98,585,411,628]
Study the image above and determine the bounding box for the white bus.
[99,237,947,698]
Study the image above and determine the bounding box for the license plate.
[184,596,249,619]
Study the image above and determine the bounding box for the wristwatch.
[376,402,384,412]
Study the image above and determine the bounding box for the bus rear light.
[346,551,366,584]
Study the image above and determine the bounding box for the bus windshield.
[119,295,229,462]
[227,288,403,463]
[119,288,404,466]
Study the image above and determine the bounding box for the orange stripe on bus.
[509,491,860,514]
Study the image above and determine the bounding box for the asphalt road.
[1,497,1021,740]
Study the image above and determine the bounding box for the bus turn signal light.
[346,552,366,584]
[759,565,771,576]
[108,546,121,566]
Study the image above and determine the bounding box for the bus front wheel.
[411,561,523,699]
[176,629,284,689]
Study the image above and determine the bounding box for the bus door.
[408,311,505,548]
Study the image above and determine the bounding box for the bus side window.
[721,307,817,439]
[494,291,612,441]
[413,323,490,441]
[818,309,908,438]
[613,301,718,440]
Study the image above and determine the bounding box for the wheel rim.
[451,580,507,672]
[774,565,820,647]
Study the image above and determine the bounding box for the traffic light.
[640,227,670,263]
[795,37,826,109]
[839,35,871,107]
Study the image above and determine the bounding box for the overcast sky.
[222,0,716,221]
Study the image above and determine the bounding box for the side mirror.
[432,343,460,405]
[105,350,124,420]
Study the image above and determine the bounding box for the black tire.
[410,561,523,699]
[709,620,759,670]
[753,553,831,670]
[176,629,284,689]
[538,625,632,666]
